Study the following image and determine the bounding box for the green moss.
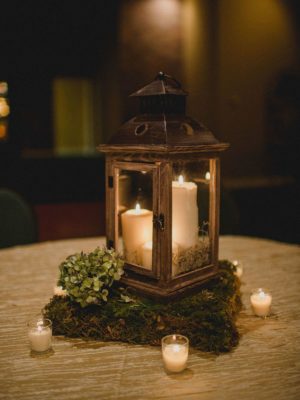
[44,260,242,353]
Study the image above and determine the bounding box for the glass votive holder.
[232,260,243,278]
[250,288,272,318]
[161,334,189,373]
[27,316,52,353]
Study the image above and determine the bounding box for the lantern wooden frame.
[98,73,229,299]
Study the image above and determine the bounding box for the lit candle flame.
[205,171,210,180]
[258,290,266,300]
[178,175,184,185]
[135,202,141,214]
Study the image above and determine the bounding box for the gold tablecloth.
[0,236,299,400]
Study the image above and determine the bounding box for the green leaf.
[82,278,92,288]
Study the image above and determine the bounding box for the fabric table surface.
[0,236,299,400]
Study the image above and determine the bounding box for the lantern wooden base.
[44,260,242,354]
[120,264,219,301]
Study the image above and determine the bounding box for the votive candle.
[162,334,189,373]
[250,288,272,317]
[28,317,52,352]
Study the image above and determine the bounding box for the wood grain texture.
[0,236,299,400]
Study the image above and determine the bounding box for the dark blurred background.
[0,0,299,244]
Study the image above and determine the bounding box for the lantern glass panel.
[116,165,155,271]
[172,160,211,276]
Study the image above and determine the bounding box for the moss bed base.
[44,260,242,353]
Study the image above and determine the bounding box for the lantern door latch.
[153,213,165,231]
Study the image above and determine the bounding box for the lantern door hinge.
[108,176,114,188]
[153,213,165,231]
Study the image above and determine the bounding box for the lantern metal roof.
[98,72,229,153]
[130,71,188,97]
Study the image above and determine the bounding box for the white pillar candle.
[121,203,153,265]
[28,318,52,352]
[250,288,272,317]
[172,175,198,249]
[162,334,189,373]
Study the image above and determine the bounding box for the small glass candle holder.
[161,334,189,373]
[232,260,243,278]
[27,316,52,353]
[250,288,272,318]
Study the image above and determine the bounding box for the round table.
[0,236,299,400]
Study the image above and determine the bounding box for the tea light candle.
[250,288,272,317]
[232,260,243,278]
[162,334,189,373]
[28,318,52,352]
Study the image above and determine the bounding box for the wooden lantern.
[98,72,229,299]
